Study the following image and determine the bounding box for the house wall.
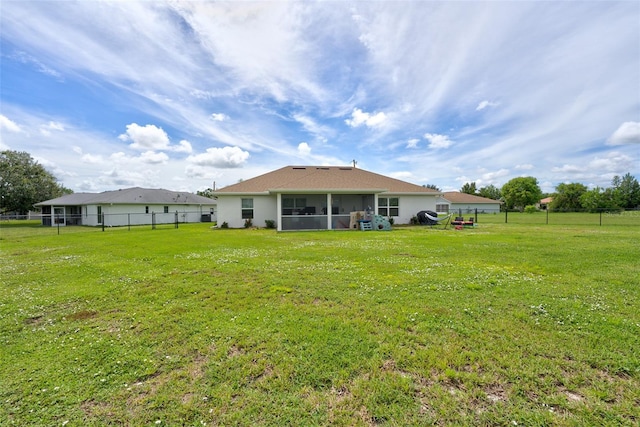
[390,194,438,224]
[216,195,276,228]
[84,203,215,226]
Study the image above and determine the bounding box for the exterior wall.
[216,195,276,228]
[388,194,438,224]
[49,203,217,227]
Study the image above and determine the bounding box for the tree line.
[459,174,640,212]
[1,150,72,215]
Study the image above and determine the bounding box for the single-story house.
[35,187,217,227]
[437,192,502,215]
[538,197,553,210]
[212,165,442,231]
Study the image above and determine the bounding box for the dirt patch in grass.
[67,310,98,321]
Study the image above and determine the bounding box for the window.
[145,206,149,214]
[436,204,449,213]
[241,198,254,219]
[378,197,399,217]
[164,206,169,214]
[97,206,102,224]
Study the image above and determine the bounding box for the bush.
[410,216,419,225]
[244,218,253,228]
[220,221,229,228]
[524,205,538,213]
[265,219,276,229]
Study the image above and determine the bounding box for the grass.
[1,221,639,426]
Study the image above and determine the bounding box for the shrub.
[524,205,538,213]
[220,221,229,228]
[265,219,276,229]
[410,216,419,225]
[244,218,253,228]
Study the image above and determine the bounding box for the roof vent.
[339,167,352,170]
[292,167,306,170]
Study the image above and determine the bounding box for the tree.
[460,182,477,195]
[423,184,441,191]
[611,173,640,209]
[580,187,621,212]
[478,184,501,200]
[196,188,216,199]
[550,182,587,211]
[501,176,542,212]
[0,150,72,214]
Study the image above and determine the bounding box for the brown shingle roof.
[442,192,502,204]
[214,166,440,194]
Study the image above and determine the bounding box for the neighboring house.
[35,187,217,227]
[538,197,554,210]
[213,165,442,231]
[438,192,502,214]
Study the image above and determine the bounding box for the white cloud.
[476,100,499,111]
[515,164,534,170]
[345,108,388,128]
[187,146,250,168]
[298,142,311,155]
[174,140,193,154]
[139,151,169,164]
[607,121,640,145]
[0,115,21,133]
[119,123,171,151]
[211,113,229,122]
[40,121,65,136]
[424,133,453,149]
[552,164,584,174]
[406,138,419,148]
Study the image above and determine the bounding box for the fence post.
[546,208,549,225]
[175,211,179,229]
[128,213,131,231]
[102,213,105,232]
[505,209,508,223]
[152,212,156,230]
[475,208,478,224]
[600,210,602,226]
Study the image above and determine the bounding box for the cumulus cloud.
[345,108,387,128]
[424,133,453,149]
[607,121,640,145]
[0,115,21,133]
[187,146,250,168]
[211,113,229,122]
[297,142,311,155]
[174,140,193,154]
[139,151,169,164]
[119,123,170,151]
[476,100,499,111]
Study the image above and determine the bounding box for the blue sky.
[1,1,638,194]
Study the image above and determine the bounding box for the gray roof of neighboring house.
[213,166,441,195]
[441,192,502,204]
[36,187,216,206]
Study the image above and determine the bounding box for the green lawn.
[1,222,639,426]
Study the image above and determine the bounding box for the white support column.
[276,193,282,231]
[326,193,332,230]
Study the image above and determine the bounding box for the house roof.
[213,166,441,195]
[442,192,502,204]
[35,187,216,206]
[540,197,554,204]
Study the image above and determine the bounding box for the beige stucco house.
[213,166,442,231]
